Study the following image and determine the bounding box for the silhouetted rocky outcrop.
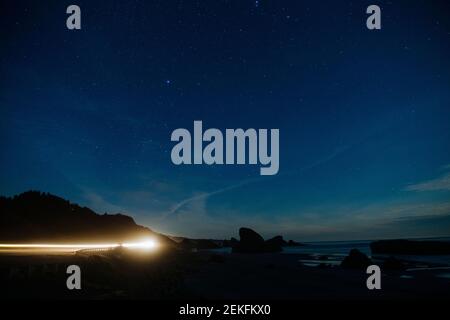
[232,228,300,253]
[371,239,450,255]
[340,249,372,269]
[231,228,306,253]
[232,228,266,253]
[0,191,175,246]
[287,240,304,247]
[266,235,287,246]
[265,236,286,252]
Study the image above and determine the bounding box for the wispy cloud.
[405,167,450,192]
[163,181,251,217]
[148,195,450,240]
[82,189,125,214]
[164,144,353,217]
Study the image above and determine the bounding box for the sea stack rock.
[340,249,372,269]
[232,227,266,253]
[265,235,285,252]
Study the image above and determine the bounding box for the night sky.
[1,0,450,240]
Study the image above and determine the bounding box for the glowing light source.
[123,239,157,250]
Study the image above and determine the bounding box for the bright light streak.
[0,239,158,251]
[0,243,119,249]
[122,239,157,250]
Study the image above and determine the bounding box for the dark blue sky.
[1,0,450,240]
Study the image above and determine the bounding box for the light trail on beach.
[0,239,158,253]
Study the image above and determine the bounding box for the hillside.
[0,191,174,245]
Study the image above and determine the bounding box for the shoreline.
[1,248,449,300]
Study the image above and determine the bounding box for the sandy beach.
[2,248,449,300]
[183,251,450,300]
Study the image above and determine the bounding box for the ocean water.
[285,238,450,267]
[209,237,450,267]
[284,240,372,256]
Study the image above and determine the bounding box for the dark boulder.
[232,227,266,253]
[341,249,372,269]
[371,239,450,255]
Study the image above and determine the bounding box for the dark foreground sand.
[1,249,449,300]
[184,252,450,300]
